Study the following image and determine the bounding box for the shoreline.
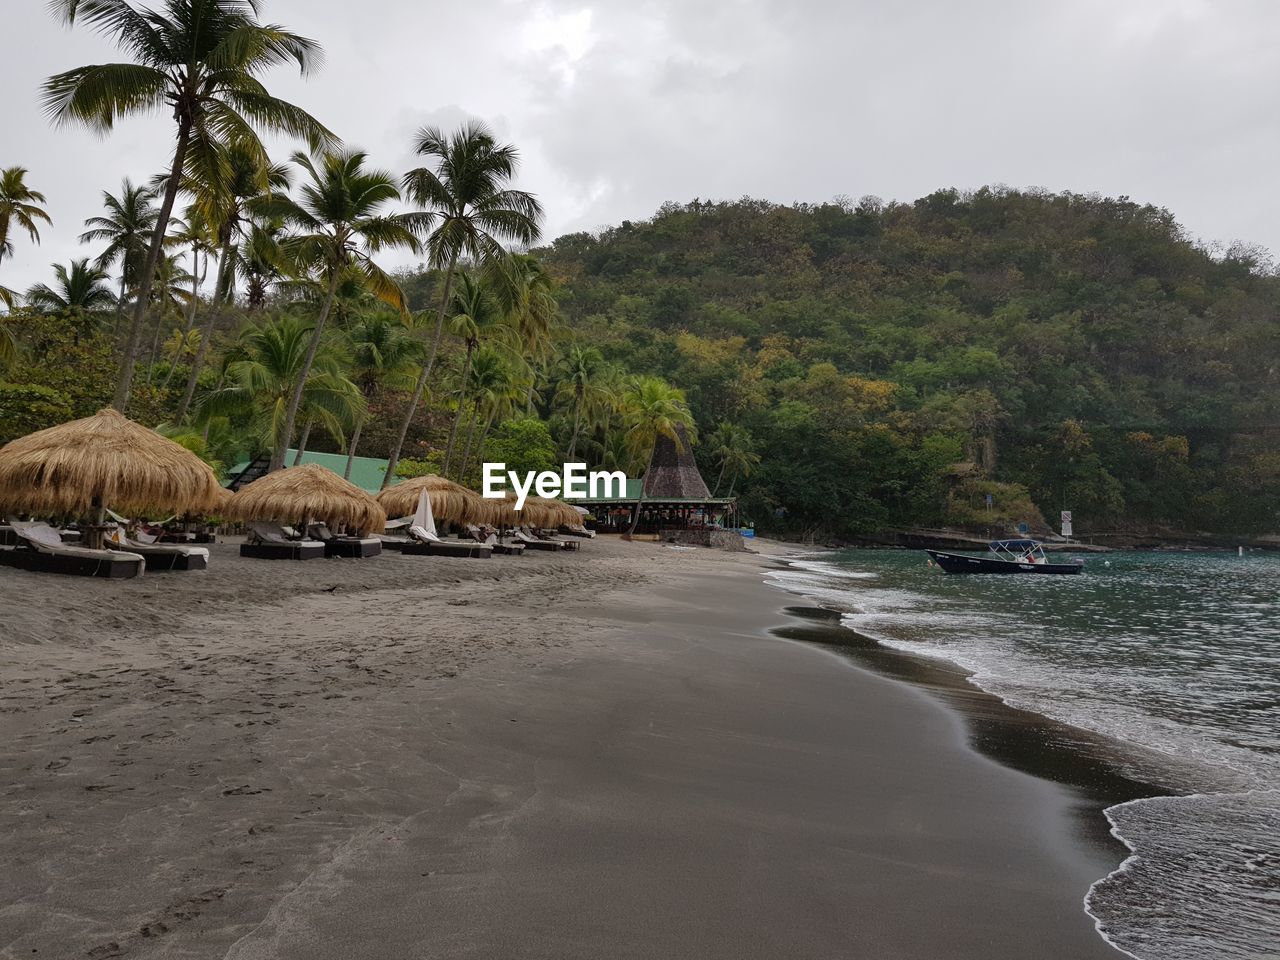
[762,547,1280,960]
[3,538,1128,958]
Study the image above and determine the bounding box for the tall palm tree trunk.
[456,399,482,482]
[292,420,313,465]
[442,340,474,477]
[712,462,727,496]
[382,251,459,488]
[176,241,232,422]
[272,268,341,472]
[626,451,653,537]
[567,397,583,459]
[114,118,192,411]
[162,246,203,390]
[113,275,127,335]
[460,404,497,482]
[146,308,166,380]
[343,419,365,480]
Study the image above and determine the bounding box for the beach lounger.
[518,527,580,551]
[380,526,492,558]
[512,529,565,552]
[240,522,325,561]
[403,523,492,559]
[465,525,524,556]
[0,520,144,579]
[306,522,382,558]
[105,527,209,572]
[383,492,492,559]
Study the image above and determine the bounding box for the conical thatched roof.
[375,475,488,525]
[226,463,386,533]
[0,407,224,517]
[643,424,710,498]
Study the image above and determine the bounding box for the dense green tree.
[540,191,1280,538]
[706,422,760,496]
[342,307,424,478]
[196,313,364,460]
[554,344,610,460]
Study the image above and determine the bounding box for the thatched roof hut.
[643,424,710,498]
[375,475,487,525]
[226,463,386,533]
[0,407,224,518]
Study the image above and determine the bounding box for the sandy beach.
[1,538,1122,959]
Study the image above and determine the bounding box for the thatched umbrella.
[0,407,224,547]
[375,475,488,526]
[537,497,585,528]
[225,463,386,534]
[482,492,568,529]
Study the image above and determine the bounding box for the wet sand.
[1,538,1121,958]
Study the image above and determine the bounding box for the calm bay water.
[767,548,1280,960]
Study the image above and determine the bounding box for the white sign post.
[1061,510,1073,538]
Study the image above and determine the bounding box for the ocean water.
[766,548,1280,960]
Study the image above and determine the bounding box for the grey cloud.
[2,0,1279,290]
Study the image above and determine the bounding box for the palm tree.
[621,376,696,536]
[554,344,610,460]
[382,123,544,488]
[440,271,511,477]
[236,215,289,311]
[158,207,213,389]
[457,345,522,482]
[175,146,292,422]
[44,0,334,410]
[342,308,425,479]
[196,313,364,461]
[500,253,558,411]
[255,149,419,471]
[0,166,53,308]
[707,422,760,496]
[25,259,118,336]
[79,178,157,329]
[143,253,194,376]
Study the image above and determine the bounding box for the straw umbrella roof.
[482,492,576,529]
[530,496,582,528]
[225,463,386,533]
[374,474,488,525]
[0,407,224,517]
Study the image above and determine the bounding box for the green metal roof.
[226,450,399,494]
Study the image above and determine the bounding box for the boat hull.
[926,550,1083,575]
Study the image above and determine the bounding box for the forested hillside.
[537,189,1280,538]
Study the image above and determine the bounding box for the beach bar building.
[566,426,737,538]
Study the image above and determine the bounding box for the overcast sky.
[2,0,1279,291]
